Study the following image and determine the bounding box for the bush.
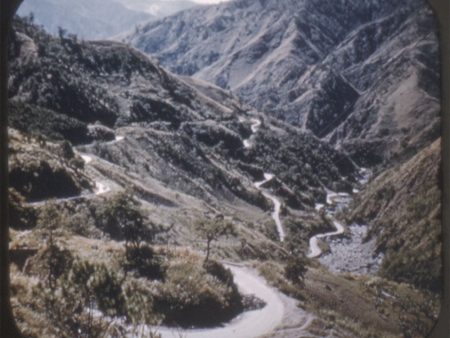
[8,188,36,229]
[66,260,126,317]
[59,140,75,159]
[33,282,111,338]
[284,256,308,285]
[69,156,85,171]
[122,279,161,325]
[27,252,119,337]
[153,259,243,327]
[125,245,165,280]
[25,244,74,291]
[203,259,234,286]
[101,192,154,250]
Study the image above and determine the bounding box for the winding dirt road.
[307,219,345,258]
[254,174,285,242]
[27,135,125,207]
[128,262,315,338]
[244,118,285,242]
[307,190,350,258]
[140,264,289,338]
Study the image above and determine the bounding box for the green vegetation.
[7,12,442,338]
[258,261,440,338]
[10,192,244,336]
[8,130,92,202]
[104,192,147,249]
[8,188,36,230]
[284,256,308,285]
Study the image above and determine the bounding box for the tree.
[195,214,235,262]
[38,201,61,290]
[284,256,308,286]
[25,12,34,24]
[58,26,67,40]
[59,140,74,159]
[106,192,149,251]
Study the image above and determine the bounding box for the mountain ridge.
[7,11,441,338]
[123,0,440,167]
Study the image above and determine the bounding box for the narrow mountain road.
[308,219,345,258]
[27,135,125,207]
[308,172,370,259]
[254,174,285,242]
[133,263,313,338]
[127,118,314,337]
[307,190,350,258]
[74,134,126,196]
[244,117,285,242]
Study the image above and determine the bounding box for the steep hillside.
[347,139,441,292]
[9,16,357,244]
[7,15,441,338]
[18,0,154,40]
[123,0,440,166]
[8,129,92,203]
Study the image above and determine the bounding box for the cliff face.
[123,0,440,166]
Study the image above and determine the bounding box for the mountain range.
[123,0,440,167]
[115,0,198,17]
[16,0,199,40]
[7,1,442,337]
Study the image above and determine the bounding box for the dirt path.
[254,174,285,242]
[133,263,313,338]
[243,118,285,242]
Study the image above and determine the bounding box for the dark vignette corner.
[428,0,450,337]
[1,0,24,337]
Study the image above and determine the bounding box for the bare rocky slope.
[123,0,440,167]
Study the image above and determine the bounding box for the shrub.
[59,140,74,159]
[66,260,126,317]
[102,192,155,251]
[284,256,308,285]
[124,245,165,280]
[153,259,242,327]
[122,279,161,325]
[33,282,110,338]
[203,259,234,286]
[8,188,36,229]
[69,157,85,171]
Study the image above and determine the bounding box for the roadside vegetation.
[10,191,245,337]
[257,260,440,338]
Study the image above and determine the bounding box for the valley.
[7,0,443,337]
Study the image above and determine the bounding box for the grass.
[256,260,439,338]
[10,227,245,337]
